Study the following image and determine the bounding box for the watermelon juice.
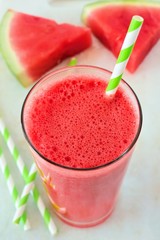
[21,66,142,227]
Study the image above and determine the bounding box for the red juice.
[22,66,142,227]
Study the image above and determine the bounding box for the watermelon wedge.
[0,10,92,87]
[82,1,160,72]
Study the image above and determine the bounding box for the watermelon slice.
[0,10,92,87]
[82,1,160,72]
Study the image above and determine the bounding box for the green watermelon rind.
[82,0,160,24]
[0,10,32,87]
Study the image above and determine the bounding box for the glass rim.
[21,65,143,171]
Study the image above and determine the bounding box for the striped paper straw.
[0,118,57,236]
[106,15,144,95]
[32,187,58,235]
[0,119,29,182]
[0,146,30,230]
[68,57,77,66]
[13,163,37,224]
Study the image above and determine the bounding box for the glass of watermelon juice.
[21,65,142,228]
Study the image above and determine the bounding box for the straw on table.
[106,15,144,95]
[0,145,30,230]
[68,57,77,66]
[0,118,57,236]
[13,163,37,224]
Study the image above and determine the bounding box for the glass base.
[56,207,114,228]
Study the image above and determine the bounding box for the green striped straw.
[106,15,144,95]
[13,163,37,224]
[0,146,30,230]
[0,118,57,236]
[68,57,77,66]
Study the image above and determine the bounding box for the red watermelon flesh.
[9,11,64,80]
[0,10,92,87]
[60,23,92,57]
[55,24,92,57]
[82,2,160,72]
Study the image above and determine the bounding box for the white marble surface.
[0,0,160,239]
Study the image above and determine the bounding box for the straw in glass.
[106,15,144,95]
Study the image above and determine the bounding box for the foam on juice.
[24,76,138,168]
